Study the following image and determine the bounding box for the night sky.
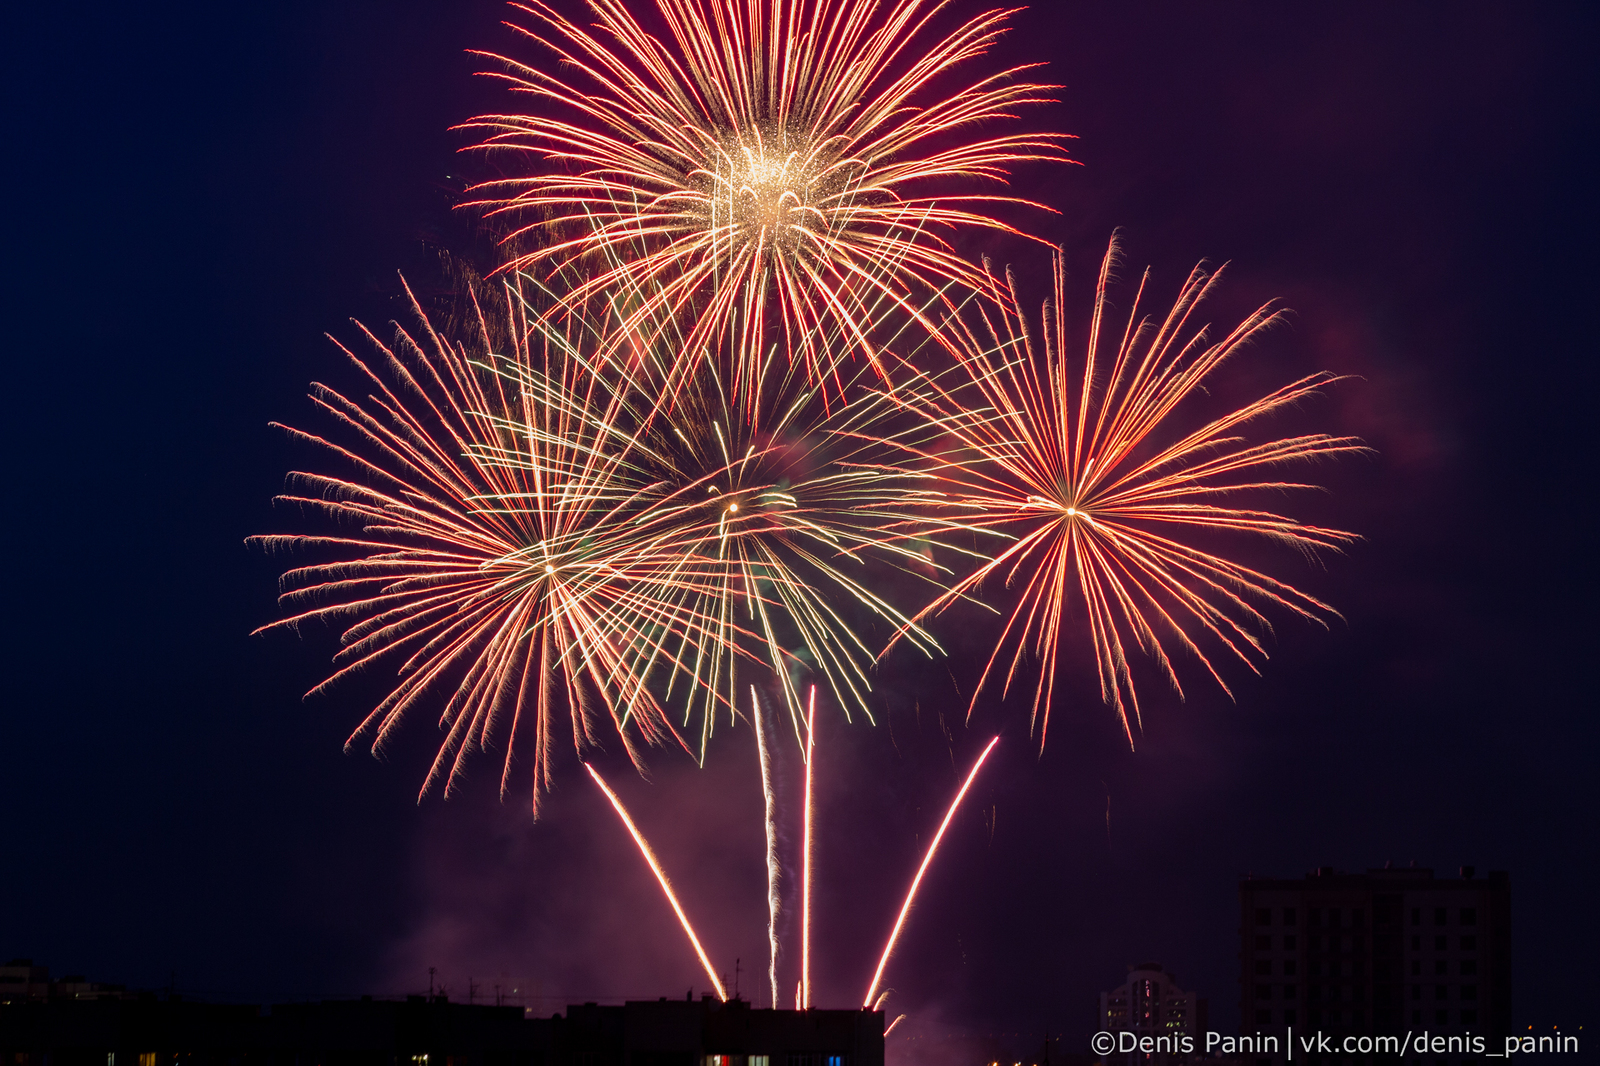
[3,0,1596,1055]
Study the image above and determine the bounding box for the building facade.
[1097,963,1205,1066]
[1238,866,1510,1065]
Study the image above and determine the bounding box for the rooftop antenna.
[734,958,741,1001]
[429,967,436,996]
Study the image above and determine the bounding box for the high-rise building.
[1238,866,1510,1064]
[1097,963,1206,1066]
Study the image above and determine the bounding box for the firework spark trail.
[801,685,816,1010]
[880,237,1368,743]
[248,276,747,812]
[585,762,728,1001]
[750,686,781,1009]
[609,316,952,752]
[862,735,999,1008]
[459,0,1072,395]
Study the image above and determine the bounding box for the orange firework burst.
[459,0,1070,396]
[885,237,1368,743]
[248,277,734,812]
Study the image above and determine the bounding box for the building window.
[1309,908,1322,927]
[1353,909,1364,929]
[1257,984,1271,1000]
[1284,961,1297,977]
[1435,1009,1448,1025]
[1256,961,1272,975]
[1411,985,1420,1001]
[1353,1010,1364,1027]
[1461,985,1477,1000]
[1411,935,1420,951]
[1461,935,1477,951]
[1284,1009,1297,1025]
[1412,1010,1421,1025]
[1435,985,1447,1001]
[1284,908,1297,925]
[1434,907,1447,926]
[1284,935,1297,950]
[1255,934,1271,950]
[1283,984,1296,1000]
[1411,907,1421,926]
[750,1058,769,1066]
[1460,961,1477,976]
[1256,1009,1271,1024]
[1411,961,1420,976]
[1460,907,1477,926]
[1435,935,1447,951]
[1257,908,1272,925]
[1435,961,1447,976]
[1462,1010,1478,1025]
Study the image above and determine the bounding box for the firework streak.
[751,686,781,1008]
[585,763,728,1000]
[880,237,1367,744]
[459,0,1071,396]
[862,735,999,1007]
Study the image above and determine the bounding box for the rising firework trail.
[800,685,816,1010]
[862,735,999,1008]
[883,237,1367,742]
[460,0,1071,395]
[750,686,781,1009]
[585,762,729,1001]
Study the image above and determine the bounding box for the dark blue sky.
[2,0,1595,1051]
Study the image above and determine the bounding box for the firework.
[615,331,949,749]
[459,0,1070,394]
[862,735,998,1007]
[884,237,1367,743]
[800,685,815,1010]
[751,686,781,1009]
[249,277,736,812]
[585,762,728,1000]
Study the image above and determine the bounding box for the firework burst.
[248,277,737,812]
[884,237,1368,743]
[459,0,1070,396]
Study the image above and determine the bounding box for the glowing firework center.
[702,131,849,259]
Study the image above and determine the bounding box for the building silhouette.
[1238,866,1510,1064]
[0,991,883,1066]
[1096,963,1206,1066]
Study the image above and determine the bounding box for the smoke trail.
[750,686,781,1009]
[862,737,1000,1007]
[584,763,727,1001]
